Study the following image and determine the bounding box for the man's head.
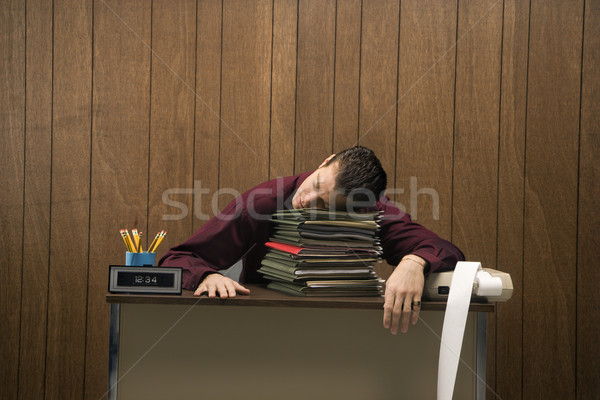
[291,146,387,210]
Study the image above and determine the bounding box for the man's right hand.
[194,273,251,298]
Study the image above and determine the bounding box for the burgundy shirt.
[159,172,465,290]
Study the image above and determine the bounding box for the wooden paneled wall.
[1,0,598,399]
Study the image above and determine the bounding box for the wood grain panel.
[148,0,196,255]
[357,0,399,189]
[46,0,93,398]
[332,0,361,152]
[193,0,222,231]
[577,0,600,398]
[295,0,336,173]
[395,0,457,238]
[86,1,152,398]
[452,3,502,393]
[495,0,529,398]
[269,0,297,179]
[523,0,583,398]
[0,1,24,398]
[219,0,272,200]
[452,0,502,267]
[18,0,51,398]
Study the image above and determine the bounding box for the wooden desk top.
[106,284,495,312]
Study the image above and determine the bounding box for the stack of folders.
[258,209,385,297]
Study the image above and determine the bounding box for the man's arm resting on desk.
[194,273,250,298]
[383,255,426,335]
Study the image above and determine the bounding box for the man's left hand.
[382,255,426,334]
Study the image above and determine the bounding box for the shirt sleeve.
[158,196,261,290]
[377,197,465,274]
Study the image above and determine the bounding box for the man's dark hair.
[328,146,387,203]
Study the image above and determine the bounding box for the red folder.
[265,241,303,255]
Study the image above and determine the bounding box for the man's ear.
[319,154,336,168]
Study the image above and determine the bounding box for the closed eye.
[314,173,321,190]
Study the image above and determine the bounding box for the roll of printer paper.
[437,261,481,400]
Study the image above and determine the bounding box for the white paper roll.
[437,261,481,400]
[474,271,503,297]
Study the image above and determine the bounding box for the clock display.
[117,271,174,287]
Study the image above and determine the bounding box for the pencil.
[124,229,135,253]
[120,229,134,252]
[153,231,166,252]
[137,231,143,253]
[132,229,140,252]
[147,231,161,253]
[149,230,167,253]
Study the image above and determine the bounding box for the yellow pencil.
[137,231,143,253]
[149,230,167,253]
[153,231,166,252]
[147,231,161,253]
[120,229,133,252]
[132,229,142,253]
[148,231,160,253]
[124,229,135,253]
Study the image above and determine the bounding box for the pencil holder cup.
[126,251,156,267]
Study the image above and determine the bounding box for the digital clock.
[108,265,182,294]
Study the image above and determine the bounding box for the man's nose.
[304,192,319,206]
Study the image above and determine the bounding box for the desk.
[106,285,493,400]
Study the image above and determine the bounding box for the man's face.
[292,161,346,210]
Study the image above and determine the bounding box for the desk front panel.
[116,304,477,399]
